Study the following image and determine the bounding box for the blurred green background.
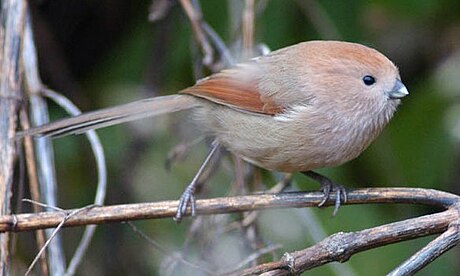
[17,0,460,275]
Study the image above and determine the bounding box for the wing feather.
[180,65,283,115]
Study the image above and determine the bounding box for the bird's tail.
[16,94,200,139]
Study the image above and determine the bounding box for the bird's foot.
[174,185,196,223]
[318,180,347,216]
[303,171,348,216]
[173,140,221,223]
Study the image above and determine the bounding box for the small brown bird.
[17,41,409,219]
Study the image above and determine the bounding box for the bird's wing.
[180,64,283,115]
[181,45,317,115]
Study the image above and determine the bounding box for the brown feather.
[180,69,283,115]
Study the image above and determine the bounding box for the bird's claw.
[174,186,196,223]
[318,181,347,216]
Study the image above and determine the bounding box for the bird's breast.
[195,101,392,172]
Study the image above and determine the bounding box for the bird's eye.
[363,75,376,86]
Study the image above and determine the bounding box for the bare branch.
[23,10,66,275]
[201,22,235,66]
[1,188,457,233]
[165,136,205,171]
[3,188,457,274]
[22,4,107,273]
[238,173,292,228]
[236,208,459,275]
[19,107,49,276]
[0,0,27,272]
[24,204,96,276]
[388,216,460,275]
[179,0,214,66]
[39,88,108,276]
[242,0,255,57]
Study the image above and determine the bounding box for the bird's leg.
[302,171,347,216]
[174,139,221,223]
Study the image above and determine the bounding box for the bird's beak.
[388,79,409,99]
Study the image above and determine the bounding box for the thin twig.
[22,5,107,273]
[19,107,49,275]
[388,217,460,275]
[165,136,205,171]
[127,222,214,275]
[22,199,64,212]
[241,174,291,227]
[39,88,107,276]
[223,243,282,274]
[20,107,49,275]
[24,204,96,276]
[23,10,66,275]
[10,138,25,257]
[239,3,265,266]
[201,22,235,66]
[179,0,213,65]
[242,0,255,57]
[223,173,292,235]
[25,215,66,276]
[162,216,208,275]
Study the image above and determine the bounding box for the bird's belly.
[195,105,364,173]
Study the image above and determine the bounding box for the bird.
[16,40,409,220]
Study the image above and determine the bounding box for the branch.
[388,218,460,275]
[242,0,255,57]
[23,10,66,275]
[1,187,459,274]
[19,107,49,276]
[179,0,213,66]
[0,0,27,272]
[236,208,459,275]
[1,188,457,233]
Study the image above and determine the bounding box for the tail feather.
[16,94,199,139]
